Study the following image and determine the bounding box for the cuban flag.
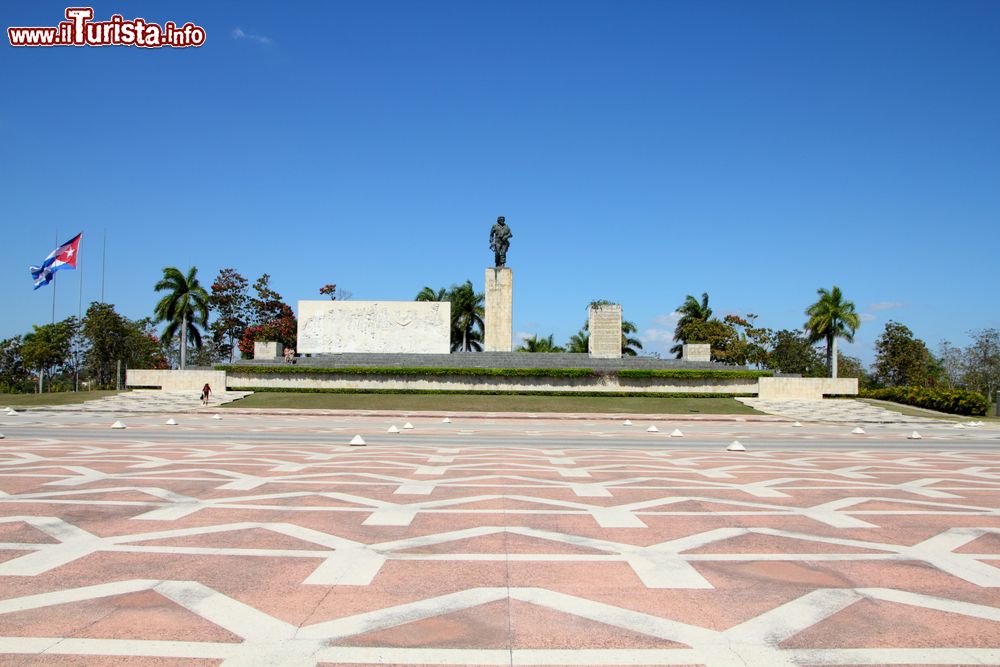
[30,233,82,290]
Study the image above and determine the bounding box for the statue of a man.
[489,216,512,267]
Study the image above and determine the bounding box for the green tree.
[248,274,290,326]
[415,286,448,303]
[804,286,861,378]
[0,336,30,393]
[836,352,866,383]
[83,304,168,388]
[677,318,741,363]
[962,328,1000,398]
[566,329,589,353]
[765,329,826,377]
[22,319,76,393]
[872,321,937,387]
[449,281,484,352]
[154,266,209,370]
[415,282,484,352]
[209,268,249,363]
[621,320,643,356]
[671,292,713,357]
[517,334,565,353]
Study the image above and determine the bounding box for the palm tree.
[415,286,448,302]
[566,329,589,353]
[622,320,643,356]
[448,281,485,352]
[154,266,209,370]
[517,334,565,353]
[804,285,861,378]
[671,292,713,357]
[573,319,643,356]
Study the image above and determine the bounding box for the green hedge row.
[219,365,599,378]
[618,369,771,379]
[219,365,768,380]
[228,386,755,398]
[860,386,989,416]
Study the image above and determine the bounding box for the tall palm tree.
[671,292,713,357]
[804,285,861,378]
[517,334,565,353]
[414,282,484,351]
[566,329,589,353]
[621,320,643,356]
[415,286,448,302]
[154,266,209,370]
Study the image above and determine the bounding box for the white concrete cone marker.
[111,420,126,429]
[349,435,366,446]
[727,440,746,452]
[793,421,803,427]
[954,424,966,429]
[403,422,415,430]
[851,427,866,435]
[387,425,400,433]
[908,431,923,440]
[165,418,178,426]
[623,419,633,426]
[646,425,659,433]
[442,417,452,424]
[670,429,684,437]
[5,408,17,415]
[212,414,222,420]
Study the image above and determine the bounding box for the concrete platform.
[0,410,998,665]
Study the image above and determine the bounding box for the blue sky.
[3,0,999,363]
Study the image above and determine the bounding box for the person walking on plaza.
[201,383,212,406]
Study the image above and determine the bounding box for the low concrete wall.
[757,377,858,400]
[225,371,759,394]
[127,369,227,391]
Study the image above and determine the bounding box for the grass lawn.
[859,397,1000,422]
[226,392,761,415]
[0,390,123,408]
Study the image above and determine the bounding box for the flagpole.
[51,230,58,325]
[101,228,107,303]
[76,235,84,392]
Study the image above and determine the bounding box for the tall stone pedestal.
[588,303,622,359]
[484,267,513,352]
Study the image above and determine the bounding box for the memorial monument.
[485,216,514,352]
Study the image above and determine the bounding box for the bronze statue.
[489,216,512,267]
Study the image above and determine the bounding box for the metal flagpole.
[76,234,84,392]
[51,230,58,324]
[101,228,107,303]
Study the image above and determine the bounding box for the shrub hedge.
[227,386,755,398]
[860,386,989,416]
[219,365,769,380]
[618,369,771,379]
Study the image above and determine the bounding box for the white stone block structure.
[683,344,711,362]
[484,268,513,352]
[588,304,622,359]
[253,341,282,360]
[296,301,451,354]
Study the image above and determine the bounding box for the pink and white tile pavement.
[0,410,999,665]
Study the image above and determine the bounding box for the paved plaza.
[1,405,999,665]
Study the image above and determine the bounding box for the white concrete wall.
[588,304,622,359]
[683,344,711,362]
[297,300,451,354]
[254,341,282,359]
[484,268,513,352]
[225,371,759,394]
[127,369,227,391]
[757,377,858,400]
